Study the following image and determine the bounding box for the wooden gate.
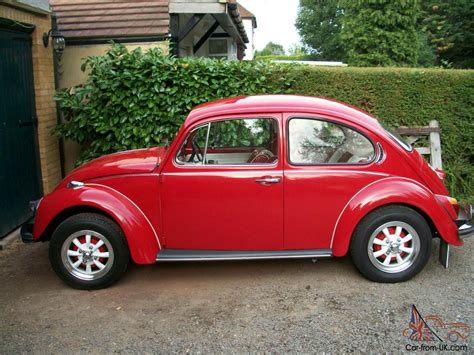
[0,26,42,238]
[395,120,452,268]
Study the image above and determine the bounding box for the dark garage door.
[0,26,42,238]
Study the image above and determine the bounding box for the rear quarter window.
[288,117,375,165]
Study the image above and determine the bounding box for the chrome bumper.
[20,199,41,244]
[20,219,34,243]
[457,204,473,238]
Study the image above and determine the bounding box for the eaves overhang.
[169,0,248,46]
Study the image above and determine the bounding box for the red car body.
[28,95,465,267]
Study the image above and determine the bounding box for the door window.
[176,118,278,165]
[288,118,375,164]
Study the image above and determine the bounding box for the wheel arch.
[34,185,160,264]
[331,177,461,257]
[39,205,118,242]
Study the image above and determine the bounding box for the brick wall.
[0,4,62,194]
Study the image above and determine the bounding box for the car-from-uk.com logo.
[403,305,470,352]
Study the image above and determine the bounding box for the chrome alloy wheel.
[61,230,114,280]
[367,221,420,273]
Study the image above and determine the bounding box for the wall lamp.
[43,15,65,58]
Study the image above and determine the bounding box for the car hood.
[57,147,168,190]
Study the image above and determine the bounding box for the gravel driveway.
[0,238,472,353]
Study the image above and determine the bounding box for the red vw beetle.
[21,95,472,289]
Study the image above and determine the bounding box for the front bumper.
[20,219,35,243]
[20,198,41,244]
[457,204,473,238]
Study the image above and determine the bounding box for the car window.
[288,118,375,165]
[176,124,209,164]
[176,118,278,165]
[209,118,273,148]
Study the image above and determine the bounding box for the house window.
[209,39,228,59]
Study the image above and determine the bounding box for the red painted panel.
[88,174,162,239]
[160,113,284,250]
[33,184,160,264]
[56,147,166,190]
[281,111,460,251]
[331,178,462,257]
[160,170,284,250]
[284,169,385,249]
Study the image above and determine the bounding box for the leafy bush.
[56,45,473,201]
[55,44,295,163]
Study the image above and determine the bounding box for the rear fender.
[331,177,461,257]
[34,184,160,264]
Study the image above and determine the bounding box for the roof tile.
[50,0,169,40]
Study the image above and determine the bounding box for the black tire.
[49,213,130,290]
[350,205,432,283]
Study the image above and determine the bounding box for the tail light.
[448,197,460,215]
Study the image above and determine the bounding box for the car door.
[160,113,283,250]
[283,113,383,250]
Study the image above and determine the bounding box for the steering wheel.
[188,140,204,163]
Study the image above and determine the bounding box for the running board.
[156,249,332,262]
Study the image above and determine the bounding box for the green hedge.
[55,45,295,162]
[254,54,315,61]
[56,45,473,201]
[288,66,474,202]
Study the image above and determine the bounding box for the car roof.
[186,95,384,133]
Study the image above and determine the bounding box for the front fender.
[331,177,462,257]
[34,184,160,264]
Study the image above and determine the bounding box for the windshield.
[380,123,413,152]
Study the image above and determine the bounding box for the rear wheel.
[49,213,129,289]
[350,205,432,283]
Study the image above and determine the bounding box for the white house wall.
[242,18,254,60]
[177,13,238,60]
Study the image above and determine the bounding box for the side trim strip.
[87,183,162,249]
[156,249,332,262]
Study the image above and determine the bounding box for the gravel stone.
[0,238,472,352]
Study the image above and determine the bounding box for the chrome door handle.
[255,177,281,184]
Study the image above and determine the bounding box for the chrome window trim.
[379,122,413,152]
[175,123,209,166]
[376,142,386,165]
[386,130,413,152]
[202,122,211,164]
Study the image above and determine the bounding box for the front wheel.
[49,213,130,289]
[350,205,432,283]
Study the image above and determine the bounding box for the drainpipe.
[51,14,66,178]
